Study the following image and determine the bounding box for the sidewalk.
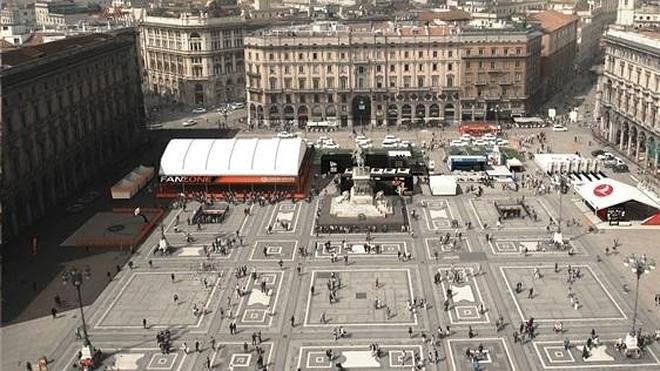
[0,309,78,370]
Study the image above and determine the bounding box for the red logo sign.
[593,183,614,197]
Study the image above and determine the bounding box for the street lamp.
[623,254,656,335]
[62,268,93,347]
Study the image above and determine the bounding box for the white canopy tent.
[111,165,155,200]
[111,179,139,199]
[159,137,307,177]
[429,175,458,196]
[486,165,514,182]
[575,178,660,212]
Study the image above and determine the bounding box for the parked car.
[230,102,245,110]
[358,142,373,149]
[450,139,467,147]
[552,125,568,132]
[613,163,629,173]
[192,107,206,114]
[591,149,605,157]
[398,140,416,148]
[473,139,488,146]
[355,135,372,144]
[182,119,197,127]
[322,141,339,149]
[277,131,296,138]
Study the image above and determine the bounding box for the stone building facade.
[1,30,145,240]
[596,28,660,170]
[138,14,247,107]
[529,10,579,101]
[244,22,543,129]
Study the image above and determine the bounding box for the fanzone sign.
[160,175,297,184]
[160,176,213,183]
[593,183,614,197]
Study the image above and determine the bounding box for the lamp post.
[63,268,92,347]
[623,254,656,335]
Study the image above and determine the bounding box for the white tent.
[159,137,307,177]
[486,165,514,182]
[575,178,660,211]
[429,175,457,196]
[111,179,139,199]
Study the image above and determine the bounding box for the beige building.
[596,28,660,169]
[548,0,617,67]
[244,22,543,128]
[138,13,247,107]
[1,30,145,241]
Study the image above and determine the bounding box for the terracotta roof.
[1,33,113,67]
[529,10,579,33]
[417,10,472,22]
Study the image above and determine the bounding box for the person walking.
[408,327,413,338]
[290,315,295,327]
[51,307,57,319]
[142,318,148,329]
[171,273,175,282]
[205,356,211,370]
[210,337,216,351]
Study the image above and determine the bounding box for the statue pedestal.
[330,166,393,218]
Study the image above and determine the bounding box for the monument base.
[316,196,408,234]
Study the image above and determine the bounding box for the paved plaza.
[26,179,659,371]
[6,126,660,370]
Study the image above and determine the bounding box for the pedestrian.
[278,259,284,269]
[408,327,413,338]
[148,260,153,268]
[291,315,295,327]
[51,307,57,319]
[181,342,189,354]
[26,361,33,371]
[468,326,475,338]
[142,318,148,329]
[173,294,179,304]
[554,262,558,273]
[195,340,201,353]
[513,331,519,343]
[171,273,175,282]
[528,287,534,299]
[206,356,211,370]
[210,337,216,351]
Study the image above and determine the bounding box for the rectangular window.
[433,51,438,58]
[298,78,305,89]
[404,64,409,72]
[448,50,453,57]
[417,77,424,87]
[432,63,437,71]
[448,63,453,71]
[313,52,318,60]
